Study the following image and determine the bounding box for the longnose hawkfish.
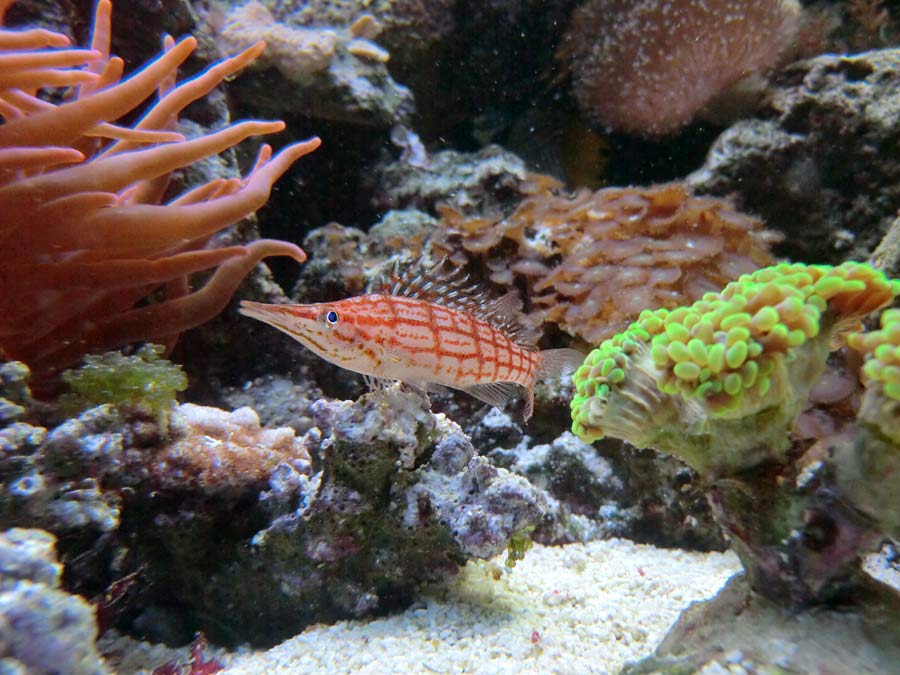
[239,261,584,421]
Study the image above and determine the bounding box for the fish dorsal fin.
[388,258,481,311]
[387,258,540,348]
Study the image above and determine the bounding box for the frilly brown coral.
[435,176,780,344]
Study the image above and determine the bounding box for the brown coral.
[156,404,312,493]
[0,0,320,390]
[563,0,801,136]
[435,176,780,344]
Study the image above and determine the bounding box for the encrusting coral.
[570,261,900,476]
[0,0,319,391]
[562,0,801,136]
[838,308,900,534]
[436,175,779,344]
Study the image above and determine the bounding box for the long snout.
[239,300,317,333]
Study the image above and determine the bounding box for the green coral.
[571,262,900,476]
[849,307,900,403]
[849,306,900,446]
[61,344,187,417]
[838,308,900,533]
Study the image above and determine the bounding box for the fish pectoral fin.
[363,373,395,392]
[458,381,520,411]
[376,341,405,366]
[367,343,405,382]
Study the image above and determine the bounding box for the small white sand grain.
[220,538,739,675]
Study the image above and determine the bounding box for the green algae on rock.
[60,344,187,419]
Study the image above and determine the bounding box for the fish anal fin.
[420,381,451,395]
[538,348,586,378]
[459,381,521,412]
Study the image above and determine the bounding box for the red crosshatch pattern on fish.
[239,262,582,421]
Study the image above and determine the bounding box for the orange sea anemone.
[0,0,319,391]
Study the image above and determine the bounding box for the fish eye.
[324,310,339,327]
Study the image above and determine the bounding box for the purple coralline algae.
[0,528,109,674]
[472,410,724,550]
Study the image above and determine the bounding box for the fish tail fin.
[537,348,586,379]
[521,348,586,423]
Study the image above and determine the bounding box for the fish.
[239,261,584,421]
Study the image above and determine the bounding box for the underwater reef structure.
[571,261,900,604]
[216,0,413,126]
[689,48,900,264]
[0,528,109,675]
[272,0,457,66]
[1,356,546,646]
[562,0,802,136]
[376,144,530,215]
[436,175,780,344]
[0,0,319,391]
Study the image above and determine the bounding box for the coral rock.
[625,574,900,675]
[217,0,413,125]
[375,145,529,214]
[221,1,338,76]
[1,387,546,647]
[563,0,801,136]
[0,528,109,675]
[689,49,900,263]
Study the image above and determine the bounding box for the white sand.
[220,539,740,675]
